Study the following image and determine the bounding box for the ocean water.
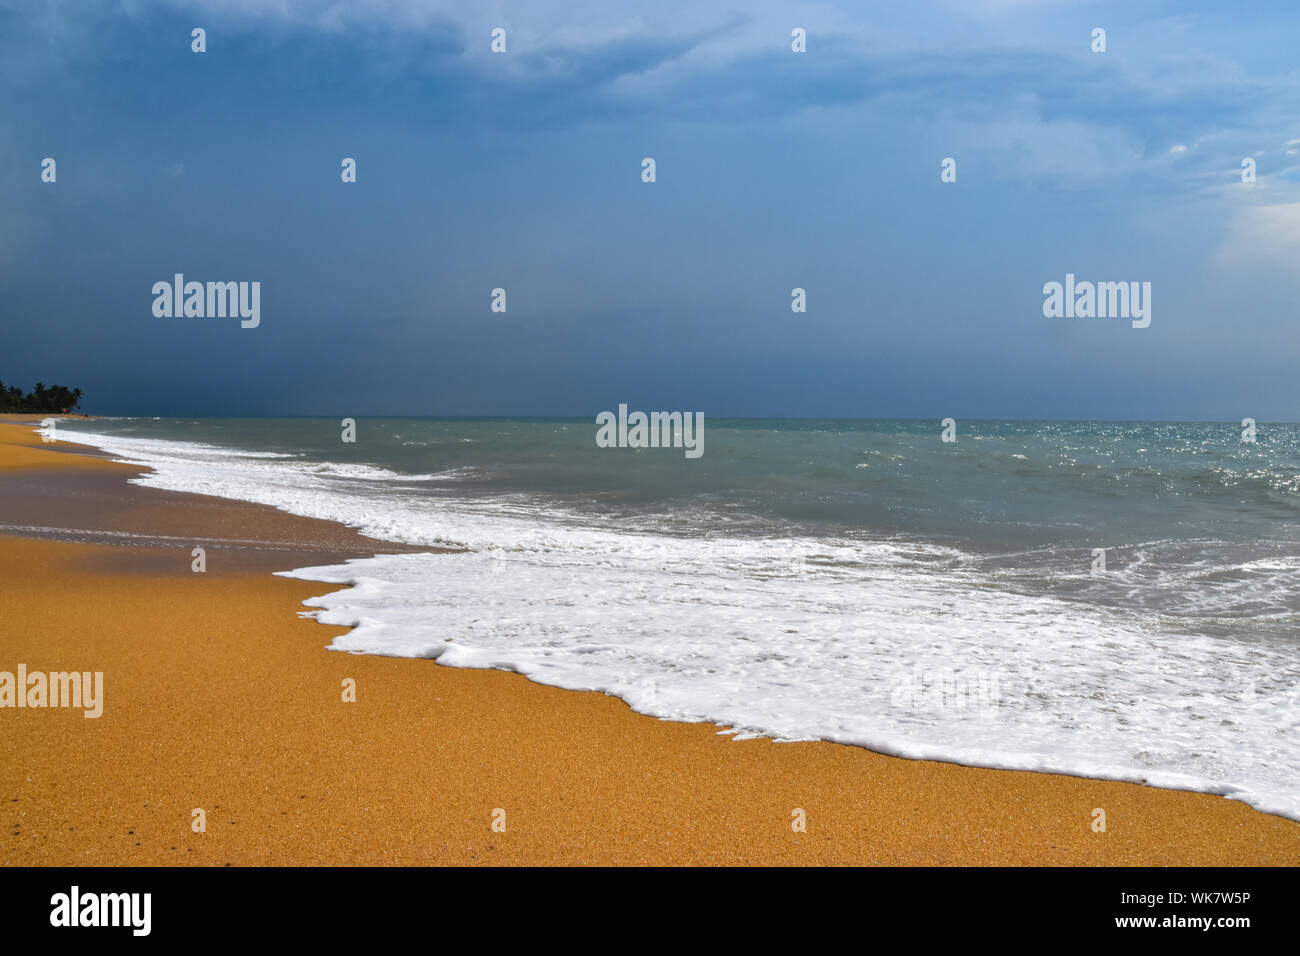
[46,417,1300,821]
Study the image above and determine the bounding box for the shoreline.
[2,421,1298,865]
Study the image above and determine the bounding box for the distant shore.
[2,421,1297,865]
[0,413,98,421]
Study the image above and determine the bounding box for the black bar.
[0,866,1288,943]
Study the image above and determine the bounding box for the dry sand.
[2,421,1298,865]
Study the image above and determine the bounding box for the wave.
[54,423,1300,822]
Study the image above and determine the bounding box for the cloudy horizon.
[3,0,1298,419]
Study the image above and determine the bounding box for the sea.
[46,416,1300,821]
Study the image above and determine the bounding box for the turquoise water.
[60,416,1300,638]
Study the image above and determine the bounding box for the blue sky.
[2,0,1299,419]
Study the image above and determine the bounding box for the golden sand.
[0,417,129,473]
[2,422,1298,865]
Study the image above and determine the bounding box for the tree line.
[0,379,84,413]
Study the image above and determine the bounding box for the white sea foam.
[57,426,1300,821]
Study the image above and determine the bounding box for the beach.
[2,419,1299,866]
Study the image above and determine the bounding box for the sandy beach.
[2,419,1298,866]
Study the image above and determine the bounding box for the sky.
[2,0,1299,419]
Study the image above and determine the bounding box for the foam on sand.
[59,424,1300,822]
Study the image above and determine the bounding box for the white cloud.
[1215,201,1300,277]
